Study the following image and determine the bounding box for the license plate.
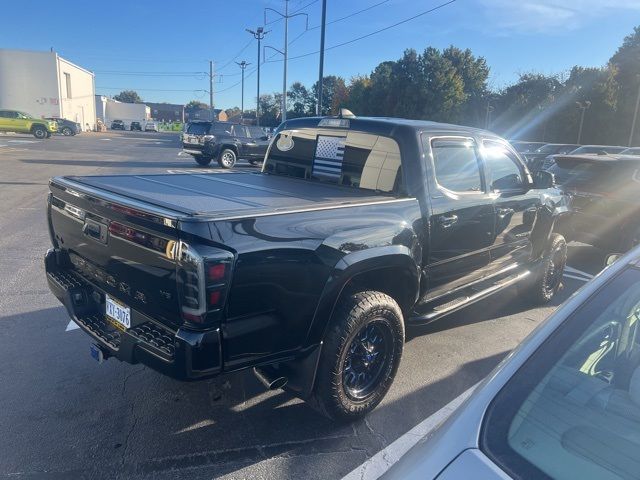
[105,294,131,330]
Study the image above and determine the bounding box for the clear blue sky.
[4,0,640,110]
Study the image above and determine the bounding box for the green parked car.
[0,109,57,139]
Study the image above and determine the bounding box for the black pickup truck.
[45,115,568,420]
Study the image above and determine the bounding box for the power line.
[217,38,255,72]
[266,0,318,24]
[95,70,207,77]
[265,0,457,63]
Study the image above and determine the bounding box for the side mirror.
[605,254,622,267]
[533,170,555,189]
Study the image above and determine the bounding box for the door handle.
[439,214,458,228]
[497,207,514,218]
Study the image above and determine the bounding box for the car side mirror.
[533,170,555,189]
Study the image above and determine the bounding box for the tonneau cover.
[64,172,393,218]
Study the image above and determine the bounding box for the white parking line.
[343,385,477,480]
[65,320,80,332]
[564,273,590,282]
[100,138,112,141]
[7,139,39,144]
[564,266,594,279]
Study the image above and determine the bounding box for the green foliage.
[252,25,640,145]
[185,100,209,112]
[113,90,142,103]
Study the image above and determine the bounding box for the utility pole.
[246,27,269,126]
[629,80,640,147]
[236,61,250,120]
[576,100,591,144]
[209,60,215,121]
[484,101,494,130]
[265,1,308,123]
[317,0,327,115]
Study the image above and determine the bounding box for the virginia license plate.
[105,294,131,330]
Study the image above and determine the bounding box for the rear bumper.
[182,142,219,157]
[45,249,222,380]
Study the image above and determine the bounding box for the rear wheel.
[194,155,212,166]
[527,233,567,304]
[32,126,47,139]
[218,148,237,169]
[308,291,404,421]
[62,127,73,136]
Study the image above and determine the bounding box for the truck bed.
[62,172,394,219]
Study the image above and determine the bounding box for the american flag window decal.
[312,135,346,180]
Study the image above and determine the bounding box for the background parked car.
[130,121,142,131]
[385,245,640,480]
[522,143,580,171]
[45,117,81,136]
[144,120,158,132]
[510,140,546,153]
[549,154,640,251]
[110,119,125,130]
[0,109,57,139]
[569,144,627,155]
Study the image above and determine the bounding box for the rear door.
[246,126,270,159]
[422,136,496,301]
[482,139,541,269]
[230,124,250,157]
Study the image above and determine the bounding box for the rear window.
[264,129,403,193]
[187,123,212,135]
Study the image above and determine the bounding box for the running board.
[409,270,530,325]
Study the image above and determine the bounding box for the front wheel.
[527,233,567,304]
[218,148,237,169]
[308,291,404,421]
[33,126,47,139]
[194,155,212,166]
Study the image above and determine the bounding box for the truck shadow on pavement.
[0,301,516,479]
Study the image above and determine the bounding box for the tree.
[344,75,371,115]
[185,100,208,112]
[610,27,640,145]
[114,90,142,103]
[287,82,313,117]
[311,76,349,115]
[225,107,241,119]
[257,94,282,127]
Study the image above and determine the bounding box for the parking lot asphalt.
[0,131,604,479]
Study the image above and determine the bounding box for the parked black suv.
[44,117,81,136]
[45,115,567,420]
[182,121,270,168]
[130,121,142,131]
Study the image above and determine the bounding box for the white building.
[95,95,150,129]
[0,49,96,131]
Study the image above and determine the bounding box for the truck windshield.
[263,129,403,194]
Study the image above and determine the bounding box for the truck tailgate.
[48,180,181,330]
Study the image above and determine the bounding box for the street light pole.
[629,81,640,147]
[576,100,591,145]
[317,0,327,115]
[209,60,215,121]
[265,1,308,123]
[235,61,250,120]
[246,27,269,126]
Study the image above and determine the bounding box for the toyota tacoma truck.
[45,114,568,421]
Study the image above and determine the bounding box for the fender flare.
[305,244,420,346]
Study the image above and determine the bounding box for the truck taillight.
[176,241,233,327]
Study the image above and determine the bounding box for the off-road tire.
[308,291,404,422]
[527,233,567,304]
[218,148,237,169]
[32,125,47,139]
[194,155,212,166]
